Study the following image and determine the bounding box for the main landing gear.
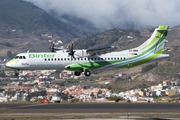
[84,70,91,76]
[74,69,91,77]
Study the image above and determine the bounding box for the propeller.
[68,41,75,58]
[49,42,55,52]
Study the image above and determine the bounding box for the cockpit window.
[14,56,19,59]
[14,56,26,59]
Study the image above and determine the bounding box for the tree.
[7,50,13,58]
[98,90,102,94]
[0,71,5,77]
[19,82,23,86]
[40,90,47,96]
[108,86,112,90]
[90,92,94,98]
[60,83,64,86]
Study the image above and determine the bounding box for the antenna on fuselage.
[27,50,29,53]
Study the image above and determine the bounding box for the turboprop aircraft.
[6,25,170,76]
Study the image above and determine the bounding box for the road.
[0,103,180,113]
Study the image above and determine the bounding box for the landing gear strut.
[14,69,19,76]
[15,73,19,76]
[74,71,81,76]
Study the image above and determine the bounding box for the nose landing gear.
[14,69,20,76]
[15,73,19,76]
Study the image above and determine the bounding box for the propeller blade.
[49,43,52,52]
[68,41,75,58]
[68,44,70,52]
[52,42,55,52]
[71,41,74,52]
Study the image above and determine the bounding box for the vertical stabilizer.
[137,25,169,54]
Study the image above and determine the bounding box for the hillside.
[0,0,90,58]
[74,28,140,49]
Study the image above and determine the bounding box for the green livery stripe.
[142,26,167,50]
[6,59,20,64]
[65,59,128,71]
[115,48,163,69]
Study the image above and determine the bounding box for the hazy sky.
[25,0,180,31]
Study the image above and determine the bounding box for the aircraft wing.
[86,46,118,56]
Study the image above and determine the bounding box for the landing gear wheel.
[84,70,91,76]
[74,71,81,76]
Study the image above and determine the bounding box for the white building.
[51,92,61,103]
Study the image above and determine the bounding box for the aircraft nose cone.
[6,61,13,68]
[6,62,10,67]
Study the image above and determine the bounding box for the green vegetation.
[106,81,159,93]
[0,70,5,77]
[169,93,180,98]
[108,96,124,102]
[127,99,131,103]
[142,62,158,73]
[70,98,80,103]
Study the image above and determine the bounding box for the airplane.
[6,25,170,77]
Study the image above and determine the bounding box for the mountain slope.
[0,0,90,40]
[74,28,140,49]
[0,0,90,58]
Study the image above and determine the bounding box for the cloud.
[25,0,180,31]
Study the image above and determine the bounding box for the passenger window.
[55,58,56,61]
[88,58,90,60]
[117,57,119,60]
[51,58,53,61]
[108,58,110,60]
[114,58,116,60]
[81,58,83,60]
[104,58,106,60]
[78,58,79,60]
[121,57,122,60]
[85,58,86,60]
[48,58,50,61]
[124,57,126,60]
[98,58,100,60]
[58,58,60,61]
[68,58,70,61]
[94,58,96,60]
[91,58,93,60]
[64,58,66,61]
[45,58,47,61]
